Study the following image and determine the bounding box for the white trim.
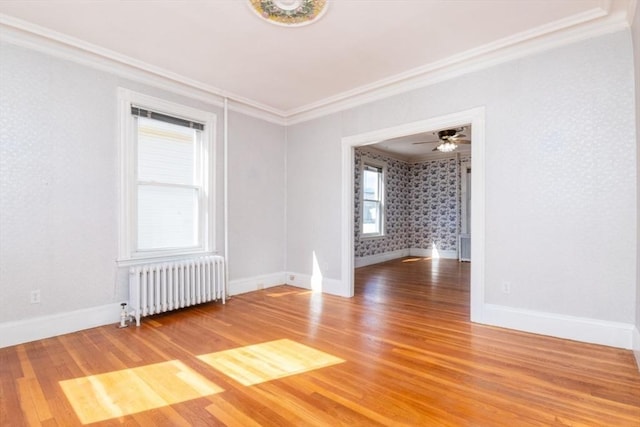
[360,156,386,238]
[408,248,458,259]
[354,248,459,268]
[460,160,471,235]
[286,3,626,124]
[633,327,640,370]
[117,88,217,263]
[341,108,486,317]
[0,303,121,349]
[228,272,286,296]
[224,98,230,297]
[341,140,356,298]
[483,304,635,350]
[1,4,630,126]
[0,17,286,125]
[285,273,347,297]
[355,249,410,268]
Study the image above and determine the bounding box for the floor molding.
[633,326,640,371]
[354,247,460,268]
[285,272,347,297]
[354,249,410,268]
[229,272,286,296]
[408,248,458,259]
[0,303,121,349]
[482,303,635,350]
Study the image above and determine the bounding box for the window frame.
[117,88,216,265]
[361,158,385,238]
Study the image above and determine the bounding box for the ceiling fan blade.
[452,133,467,139]
[432,146,440,151]
[454,139,471,144]
[411,141,434,145]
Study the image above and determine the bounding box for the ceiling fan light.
[436,141,458,152]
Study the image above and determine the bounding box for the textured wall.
[0,43,119,322]
[0,42,284,324]
[409,157,460,251]
[228,112,286,279]
[287,30,636,323]
[632,3,640,346]
[354,148,409,257]
[353,147,469,257]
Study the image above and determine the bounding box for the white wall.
[0,25,637,350]
[0,41,284,345]
[0,42,120,324]
[631,1,640,366]
[286,115,343,283]
[286,31,637,328]
[228,111,286,282]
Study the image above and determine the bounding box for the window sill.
[117,251,219,268]
[360,234,386,241]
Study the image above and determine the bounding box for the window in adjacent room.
[362,161,385,237]
[117,89,216,263]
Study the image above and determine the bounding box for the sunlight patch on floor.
[197,339,344,386]
[59,360,223,424]
[266,290,310,298]
[402,257,431,262]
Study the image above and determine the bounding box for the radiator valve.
[118,302,130,328]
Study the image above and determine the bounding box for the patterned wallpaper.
[354,149,410,257]
[354,147,470,258]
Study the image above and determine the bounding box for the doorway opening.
[340,107,485,322]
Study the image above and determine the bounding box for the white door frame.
[340,107,486,322]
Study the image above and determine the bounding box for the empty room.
[1,1,640,425]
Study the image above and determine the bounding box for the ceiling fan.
[412,128,471,152]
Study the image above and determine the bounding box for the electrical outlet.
[30,290,41,304]
[289,274,295,281]
[501,281,511,294]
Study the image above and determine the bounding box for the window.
[362,162,384,236]
[118,89,216,262]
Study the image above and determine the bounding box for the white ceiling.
[373,125,472,161]
[0,0,633,121]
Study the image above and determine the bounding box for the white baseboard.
[354,249,409,268]
[409,248,458,259]
[633,327,640,371]
[228,272,286,296]
[354,247,459,268]
[482,303,635,349]
[0,303,121,349]
[285,272,349,297]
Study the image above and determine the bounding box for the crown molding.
[285,1,629,125]
[0,14,287,125]
[0,2,632,127]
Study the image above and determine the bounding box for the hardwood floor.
[2,257,639,426]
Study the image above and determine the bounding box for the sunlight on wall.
[431,242,441,259]
[311,251,323,292]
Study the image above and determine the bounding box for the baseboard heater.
[459,234,471,262]
[129,256,226,326]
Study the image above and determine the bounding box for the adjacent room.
[1,1,639,425]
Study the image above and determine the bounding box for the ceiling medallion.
[249,0,328,27]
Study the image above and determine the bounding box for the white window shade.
[135,117,202,252]
[137,117,196,185]
[362,162,384,236]
[117,88,216,263]
[137,185,198,250]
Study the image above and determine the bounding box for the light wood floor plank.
[1,258,639,425]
